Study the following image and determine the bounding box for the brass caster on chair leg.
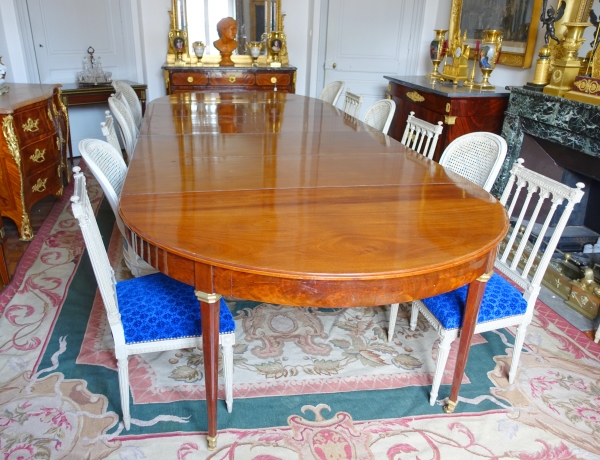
[207,434,218,450]
[443,399,457,413]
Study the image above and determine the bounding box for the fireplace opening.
[515,134,600,252]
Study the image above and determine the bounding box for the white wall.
[0,0,559,100]
[0,0,28,82]
[137,0,170,102]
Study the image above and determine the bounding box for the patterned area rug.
[1,168,600,459]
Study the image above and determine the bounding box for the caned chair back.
[362,99,396,135]
[400,111,443,159]
[108,94,137,161]
[319,81,345,106]
[78,139,126,224]
[496,158,585,304]
[439,132,507,192]
[342,91,364,119]
[79,139,156,278]
[112,80,142,129]
[100,110,125,163]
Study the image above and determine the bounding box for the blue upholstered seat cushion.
[116,273,236,344]
[421,273,527,330]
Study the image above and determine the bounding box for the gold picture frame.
[448,0,543,68]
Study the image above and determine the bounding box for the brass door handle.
[332,63,337,69]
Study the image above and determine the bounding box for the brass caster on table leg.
[443,399,457,413]
[207,434,218,450]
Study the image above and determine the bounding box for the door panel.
[26,0,138,155]
[324,0,424,119]
[27,0,135,83]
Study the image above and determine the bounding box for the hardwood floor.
[1,195,58,291]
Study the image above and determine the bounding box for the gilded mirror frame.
[448,0,543,68]
[167,0,283,62]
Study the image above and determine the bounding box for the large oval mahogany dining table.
[119,91,509,450]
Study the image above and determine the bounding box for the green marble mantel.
[494,87,600,196]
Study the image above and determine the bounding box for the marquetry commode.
[163,65,296,94]
[0,83,68,240]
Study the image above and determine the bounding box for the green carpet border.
[37,197,515,435]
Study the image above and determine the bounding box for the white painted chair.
[319,81,345,106]
[108,94,137,162]
[362,99,396,135]
[388,159,585,406]
[400,111,443,159]
[439,132,508,192]
[71,166,236,429]
[79,139,155,278]
[100,110,126,164]
[112,81,142,130]
[342,91,363,119]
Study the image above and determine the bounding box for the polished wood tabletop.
[120,91,509,449]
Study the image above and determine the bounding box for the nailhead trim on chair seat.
[422,273,527,330]
[116,273,236,344]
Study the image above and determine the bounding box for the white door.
[27,0,136,83]
[26,0,139,153]
[323,0,424,119]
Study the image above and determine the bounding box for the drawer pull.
[187,76,194,83]
[32,177,47,193]
[406,91,425,103]
[271,77,277,84]
[229,75,236,83]
[23,118,40,133]
[30,149,46,163]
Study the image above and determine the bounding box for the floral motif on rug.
[106,404,599,459]
[78,281,485,402]
[0,369,119,459]
[489,303,600,456]
[0,167,102,385]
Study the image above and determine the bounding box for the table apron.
[126,229,493,306]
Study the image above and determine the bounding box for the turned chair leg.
[388,303,400,342]
[117,356,131,430]
[508,320,530,384]
[221,334,235,413]
[430,334,453,406]
[409,302,419,331]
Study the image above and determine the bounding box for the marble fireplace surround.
[495,87,600,199]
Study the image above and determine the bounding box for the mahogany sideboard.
[384,76,510,162]
[162,65,296,95]
[60,81,147,162]
[0,83,68,240]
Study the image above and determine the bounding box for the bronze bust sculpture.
[214,17,237,67]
